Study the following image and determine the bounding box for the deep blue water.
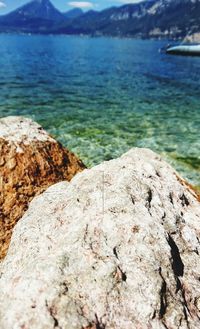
[0,34,199,186]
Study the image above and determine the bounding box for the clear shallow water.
[0,34,199,187]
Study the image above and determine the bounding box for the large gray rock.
[0,148,200,329]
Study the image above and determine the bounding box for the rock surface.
[0,148,200,329]
[0,116,85,260]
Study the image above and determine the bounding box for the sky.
[0,0,142,14]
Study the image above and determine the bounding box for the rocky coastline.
[0,116,200,329]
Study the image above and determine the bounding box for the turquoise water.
[0,34,199,187]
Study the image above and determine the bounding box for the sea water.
[0,34,199,187]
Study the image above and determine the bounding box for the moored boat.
[166,44,200,56]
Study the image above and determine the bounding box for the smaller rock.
[0,116,85,260]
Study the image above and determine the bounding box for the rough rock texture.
[0,116,85,260]
[0,148,200,329]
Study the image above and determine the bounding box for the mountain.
[0,0,66,32]
[63,8,83,19]
[0,0,200,39]
[56,2,156,36]
[57,0,200,39]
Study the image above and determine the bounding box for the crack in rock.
[159,267,168,319]
[167,234,184,277]
[146,188,153,216]
[45,300,62,329]
[83,314,106,329]
[113,247,119,260]
[180,194,190,207]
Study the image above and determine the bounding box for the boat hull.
[166,45,200,56]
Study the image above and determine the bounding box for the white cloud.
[68,1,94,8]
[0,1,6,9]
[116,0,143,3]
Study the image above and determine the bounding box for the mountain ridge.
[0,0,200,39]
[0,0,65,32]
[63,8,83,19]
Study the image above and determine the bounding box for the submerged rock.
[0,148,200,328]
[0,116,85,260]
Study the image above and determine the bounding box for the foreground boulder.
[0,116,85,260]
[0,148,200,329]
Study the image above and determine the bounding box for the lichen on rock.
[0,116,85,260]
[0,148,200,328]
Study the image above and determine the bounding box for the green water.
[0,34,199,187]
